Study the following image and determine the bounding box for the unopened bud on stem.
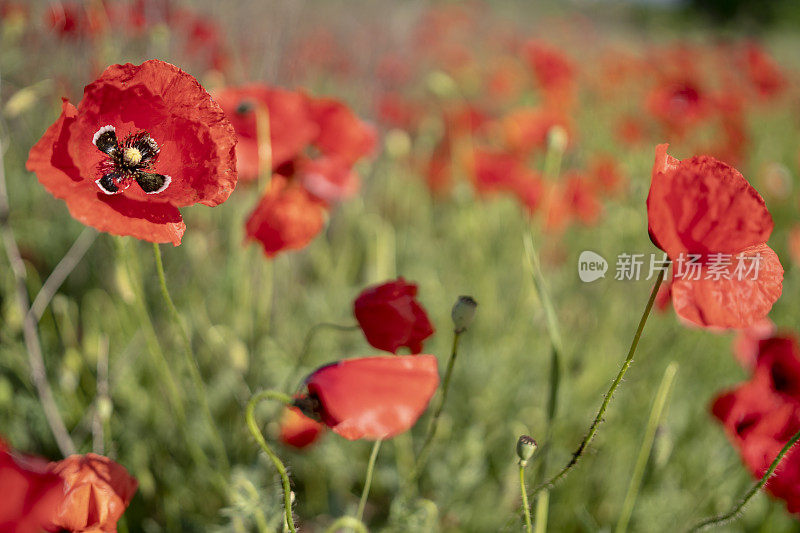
[451,296,478,333]
[516,435,538,466]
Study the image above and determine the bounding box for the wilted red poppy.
[48,453,138,533]
[354,278,435,354]
[712,334,800,514]
[293,355,440,440]
[245,175,327,257]
[647,144,783,329]
[279,407,325,449]
[26,60,238,246]
[214,85,318,181]
[0,439,63,533]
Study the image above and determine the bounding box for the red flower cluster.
[713,335,800,514]
[27,60,238,246]
[354,277,435,354]
[0,441,137,533]
[215,84,375,257]
[281,278,436,448]
[647,144,783,329]
[288,355,440,442]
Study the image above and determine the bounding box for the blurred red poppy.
[645,78,709,138]
[307,97,377,166]
[0,440,63,533]
[501,107,571,156]
[279,407,325,449]
[741,42,787,100]
[354,278,435,354]
[647,144,783,329]
[521,40,576,109]
[245,175,327,257]
[26,60,238,246]
[294,355,440,440]
[48,453,138,533]
[214,85,318,181]
[733,318,776,369]
[712,334,800,514]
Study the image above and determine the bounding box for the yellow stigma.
[123,147,142,166]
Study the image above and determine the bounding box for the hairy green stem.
[153,243,229,472]
[246,390,296,533]
[412,330,462,479]
[520,463,533,533]
[690,427,800,531]
[529,269,664,498]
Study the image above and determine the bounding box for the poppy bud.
[516,435,538,466]
[451,295,478,333]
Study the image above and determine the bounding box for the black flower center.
[92,126,171,195]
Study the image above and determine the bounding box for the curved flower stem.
[245,390,296,533]
[153,243,229,472]
[411,330,462,480]
[690,426,800,531]
[356,440,383,522]
[324,516,369,533]
[529,269,664,499]
[0,138,76,457]
[29,227,97,322]
[519,463,533,533]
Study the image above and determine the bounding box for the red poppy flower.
[647,144,783,329]
[645,79,709,138]
[501,107,571,156]
[0,440,63,533]
[712,335,800,514]
[741,42,787,100]
[587,155,626,196]
[294,355,440,440]
[214,85,318,181]
[297,156,360,204]
[353,278,435,354]
[244,175,327,257]
[733,318,775,369]
[306,97,377,166]
[521,40,576,109]
[279,407,325,449]
[48,453,138,533]
[26,60,238,246]
[564,172,602,226]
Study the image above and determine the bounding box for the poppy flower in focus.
[712,334,800,514]
[48,453,138,533]
[293,355,440,440]
[279,407,325,449]
[26,60,238,246]
[354,278,435,354]
[647,144,783,329]
[245,176,327,257]
[0,439,63,533]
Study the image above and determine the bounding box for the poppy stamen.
[92,126,170,195]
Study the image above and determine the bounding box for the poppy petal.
[305,355,440,440]
[671,244,783,329]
